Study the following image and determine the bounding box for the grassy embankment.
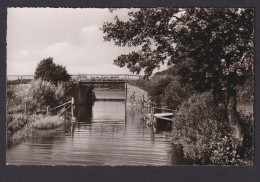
[129,73,253,165]
[7,79,71,147]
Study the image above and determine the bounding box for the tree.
[34,57,70,85]
[102,8,254,128]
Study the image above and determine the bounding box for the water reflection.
[7,90,189,165]
[75,104,92,123]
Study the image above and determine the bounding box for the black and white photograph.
[6,8,254,166]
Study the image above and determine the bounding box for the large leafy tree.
[102,8,254,126]
[34,57,70,85]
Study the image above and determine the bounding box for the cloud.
[7,8,168,76]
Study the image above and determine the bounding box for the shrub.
[147,76,191,109]
[29,79,67,109]
[161,78,191,109]
[237,78,253,104]
[32,116,64,129]
[7,79,70,114]
[172,92,253,165]
[129,75,191,109]
[34,57,70,85]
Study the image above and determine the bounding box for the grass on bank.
[7,113,66,147]
[32,115,64,129]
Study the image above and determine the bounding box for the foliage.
[6,114,65,147]
[172,92,253,165]
[147,76,172,107]
[102,8,253,90]
[237,78,254,104]
[129,74,190,109]
[128,79,151,91]
[32,116,64,129]
[160,78,192,109]
[148,76,190,109]
[7,79,69,114]
[34,57,70,85]
[102,8,254,137]
[6,114,42,147]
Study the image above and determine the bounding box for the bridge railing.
[7,74,145,83]
[71,74,144,82]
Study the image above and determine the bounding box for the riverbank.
[129,76,253,165]
[7,79,72,148]
[7,113,67,148]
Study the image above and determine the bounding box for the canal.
[6,88,189,165]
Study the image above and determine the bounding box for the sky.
[7,8,167,76]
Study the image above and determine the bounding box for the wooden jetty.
[142,104,175,126]
[154,113,173,121]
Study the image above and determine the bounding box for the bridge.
[71,74,143,84]
[7,74,144,84]
[7,74,174,125]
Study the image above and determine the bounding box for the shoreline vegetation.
[7,58,73,148]
[6,80,71,148]
[129,72,253,165]
[101,8,254,165]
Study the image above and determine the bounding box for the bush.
[34,57,70,85]
[32,116,64,129]
[237,78,253,104]
[148,76,191,109]
[172,92,253,165]
[7,79,69,114]
[161,78,191,109]
[129,75,191,109]
[29,79,67,110]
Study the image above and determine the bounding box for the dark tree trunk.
[227,85,237,125]
[227,78,243,143]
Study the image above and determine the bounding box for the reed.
[32,115,64,129]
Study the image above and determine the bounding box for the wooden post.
[71,97,74,118]
[141,97,144,112]
[125,83,127,104]
[151,107,154,124]
[47,106,49,115]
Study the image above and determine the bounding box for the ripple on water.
[7,99,188,165]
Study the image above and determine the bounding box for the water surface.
[7,89,188,165]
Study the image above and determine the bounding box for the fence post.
[141,95,144,112]
[47,106,49,115]
[151,107,154,124]
[71,97,74,118]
